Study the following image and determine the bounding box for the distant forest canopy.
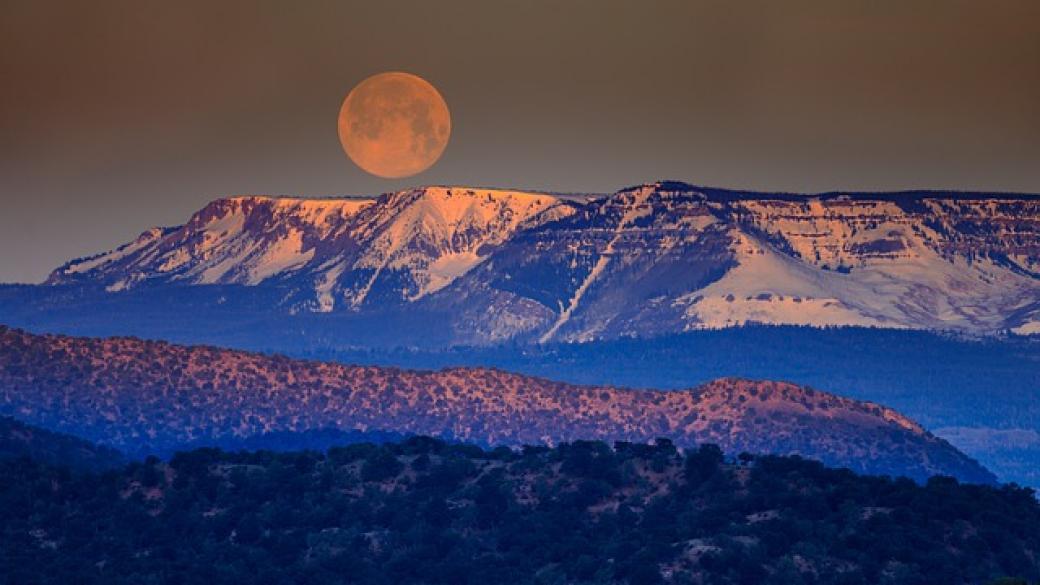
[291,325,1040,487]
[1,434,1037,585]
[0,415,124,472]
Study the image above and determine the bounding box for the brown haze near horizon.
[1,0,1038,283]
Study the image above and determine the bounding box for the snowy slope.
[49,196,374,290]
[326,187,574,309]
[48,187,577,312]
[678,197,1040,332]
[439,183,1040,341]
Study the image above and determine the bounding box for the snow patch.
[1012,321,1040,336]
[539,187,653,342]
[419,251,484,297]
[245,230,314,284]
[315,262,346,312]
[63,228,164,274]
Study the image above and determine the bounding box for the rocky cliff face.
[40,182,1040,342]
[0,326,995,483]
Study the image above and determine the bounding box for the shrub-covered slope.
[0,326,993,483]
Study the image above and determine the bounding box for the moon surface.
[338,72,451,179]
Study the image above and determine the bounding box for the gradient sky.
[1,0,1039,283]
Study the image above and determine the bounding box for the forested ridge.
[0,326,994,483]
[299,325,1040,486]
[1,435,1037,585]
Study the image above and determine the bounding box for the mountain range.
[0,326,994,483]
[1,181,1036,485]
[14,181,1037,348]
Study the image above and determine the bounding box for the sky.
[1,0,1039,283]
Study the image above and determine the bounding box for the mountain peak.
[46,185,578,309]
[194,194,375,224]
[374,185,563,218]
[618,180,699,194]
[334,185,576,307]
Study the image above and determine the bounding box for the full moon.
[338,72,451,179]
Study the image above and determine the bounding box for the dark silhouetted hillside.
[0,437,1035,584]
[0,416,123,471]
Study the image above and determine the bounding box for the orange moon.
[338,72,451,179]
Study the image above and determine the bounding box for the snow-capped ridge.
[43,181,1040,338]
[331,186,575,308]
[47,186,578,311]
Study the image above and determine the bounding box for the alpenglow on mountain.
[36,182,1040,344]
